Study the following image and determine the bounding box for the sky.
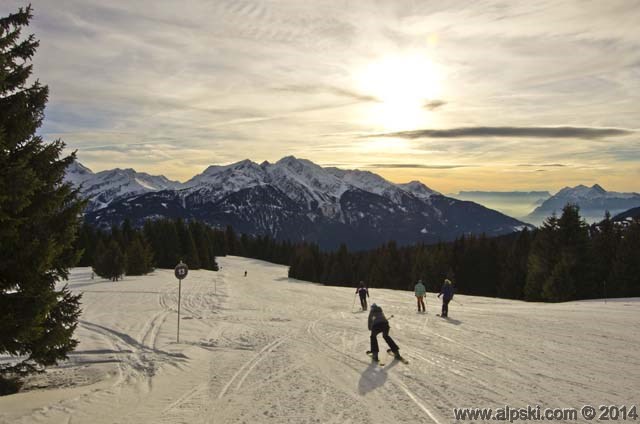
[4,0,640,193]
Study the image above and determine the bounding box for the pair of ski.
[366,349,409,366]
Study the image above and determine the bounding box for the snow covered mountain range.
[64,161,183,212]
[66,157,529,249]
[527,184,640,224]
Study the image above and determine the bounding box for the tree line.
[74,219,296,280]
[289,205,640,302]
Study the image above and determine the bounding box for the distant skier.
[356,282,369,311]
[437,279,455,317]
[244,270,247,277]
[414,279,426,312]
[367,303,403,362]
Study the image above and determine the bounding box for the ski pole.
[352,293,357,312]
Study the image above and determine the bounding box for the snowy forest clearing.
[1,256,638,424]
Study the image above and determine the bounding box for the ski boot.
[387,349,409,364]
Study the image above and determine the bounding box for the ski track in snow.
[1,258,639,424]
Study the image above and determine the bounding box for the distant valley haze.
[3,0,638,196]
[449,191,552,221]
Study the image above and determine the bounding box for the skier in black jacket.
[367,303,403,362]
[356,282,369,311]
[437,279,455,317]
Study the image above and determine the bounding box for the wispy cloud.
[517,163,568,167]
[365,126,633,140]
[366,163,471,169]
[275,84,379,103]
[424,99,446,110]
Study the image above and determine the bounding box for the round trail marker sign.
[175,262,188,280]
[174,261,188,343]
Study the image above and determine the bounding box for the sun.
[355,54,443,131]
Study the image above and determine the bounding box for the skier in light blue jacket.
[414,279,426,312]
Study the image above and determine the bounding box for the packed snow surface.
[1,257,638,423]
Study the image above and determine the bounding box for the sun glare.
[356,54,443,131]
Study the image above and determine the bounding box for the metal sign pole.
[177,277,182,343]
[174,261,188,344]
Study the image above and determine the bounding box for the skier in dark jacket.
[356,282,369,311]
[437,279,454,317]
[368,303,403,362]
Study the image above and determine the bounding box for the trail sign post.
[175,261,188,343]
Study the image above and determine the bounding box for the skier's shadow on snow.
[358,360,398,395]
[441,317,463,325]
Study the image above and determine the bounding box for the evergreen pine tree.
[430,242,450,290]
[176,219,200,269]
[74,223,99,267]
[543,252,576,301]
[225,225,237,255]
[525,214,559,300]
[125,236,154,276]
[410,245,430,288]
[110,224,124,250]
[589,211,620,297]
[145,220,180,268]
[121,218,135,246]
[190,221,212,269]
[93,240,125,281]
[498,228,531,299]
[0,6,84,391]
[92,239,107,276]
[556,204,591,299]
[526,205,590,301]
[327,243,351,285]
[609,220,640,297]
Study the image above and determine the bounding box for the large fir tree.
[93,240,126,281]
[0,6,84,393]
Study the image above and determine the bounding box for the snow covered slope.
[63,161,95,187]
[397,180,439,201]
[528,184,640,224]
[1,256,638,424]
